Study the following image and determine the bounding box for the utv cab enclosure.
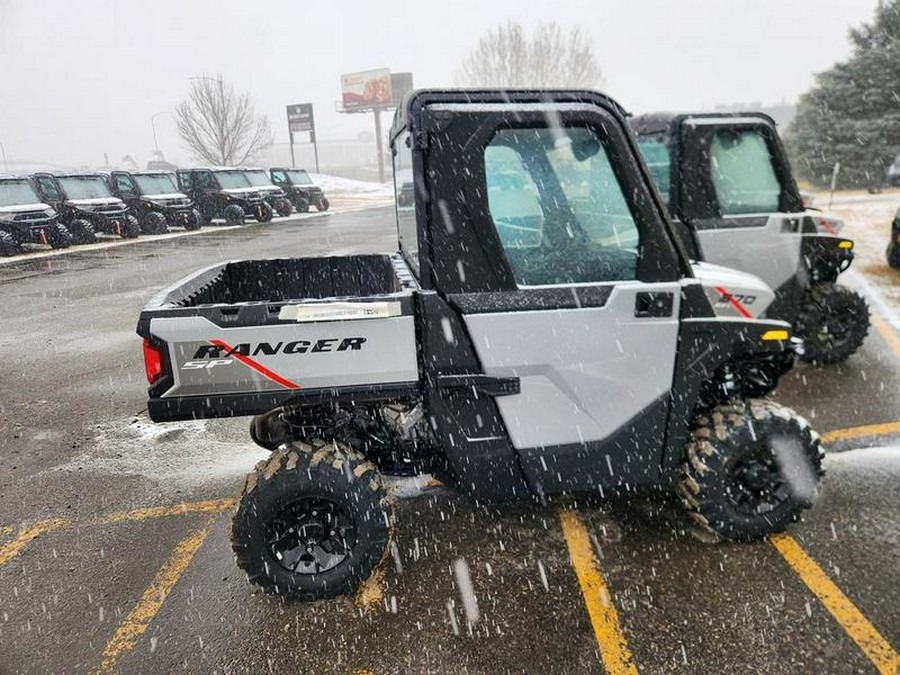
[138,90,822,600]
[176,168,272,226]
[0,175,72,255]
[32,172,139,243]
[270,167,330,212]
[109,170,201,234]
[239,168,293,218]
[631,112,869,364]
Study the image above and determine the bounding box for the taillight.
[143,339,164,384]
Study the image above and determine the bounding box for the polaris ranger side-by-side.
[109,171,202,234]
[138,90,822,600]
[0,175,72,254]
[32,172,140,243]
[176,168,272,226]
[240,168,293,217]
[631,112,870,364]
[270,167,330,212]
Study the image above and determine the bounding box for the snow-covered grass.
[811,188,900,324]
[309,172,394,197]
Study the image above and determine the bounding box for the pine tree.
[788,1,900,188]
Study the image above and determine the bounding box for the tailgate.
[141,299,419,421]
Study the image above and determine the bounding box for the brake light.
[143,339,164,384]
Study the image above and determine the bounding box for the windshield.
[57,175,114,200]
[213,171,252,189]
[0,179,43,207]
[134,173,178,195]
[287,169,313,185]
[242,170,274,187]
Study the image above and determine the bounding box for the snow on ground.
[309,173,394,197]
[812,188,900,322]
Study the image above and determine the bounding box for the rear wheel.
[184,208,203,231]
[141,211,168,235]
[47,223,73,249]
[274,198,293,217]
[677,398,823,542]
[232,439,392,600]
[316,197,330,212]
[795,283,869,364]
[0,230,21,256]
[223,204,245,226]
[68,219,97,244]
[122,215,141,239]
[292,195,310,213]
[256,202,274,223]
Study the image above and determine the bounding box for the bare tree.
[457,22,603,89]
[175,76,274,166]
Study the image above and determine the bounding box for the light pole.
[0,141,8,172]
[150,111,172,153]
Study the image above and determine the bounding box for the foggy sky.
[0,0,881,168]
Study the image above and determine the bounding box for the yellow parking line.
[92,518,215,675]
[0,499,234,570]
[0,519,70,567]
[871,313,900,360]
[559,510,638,675]
[820,421,900,445]
[770,533,900,675]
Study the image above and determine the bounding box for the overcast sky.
[0,0,882,168]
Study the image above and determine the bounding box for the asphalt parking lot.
[0,204,898,675]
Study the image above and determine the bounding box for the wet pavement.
[0,207,898,674]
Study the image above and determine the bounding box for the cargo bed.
[137,254,421,421]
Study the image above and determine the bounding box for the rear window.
[709,129,781,215]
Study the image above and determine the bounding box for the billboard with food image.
[341,68,392,110]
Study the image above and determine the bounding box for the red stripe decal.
[714,286,753,319]
[209,339,300,390]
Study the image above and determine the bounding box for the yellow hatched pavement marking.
[871,313,900,360]
[0,519,70,567]
[559,510,638,675]
[770,533,900,675]
[820,421,900,445]
[92,518,215,675]
[0,498,234,570]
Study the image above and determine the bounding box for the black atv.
[0,175,73,255]
[632,112,870,365]
[32,172,139,243]
[239,168,293,217]
[270,167,329,213]
[109,171,201,234]
[176,168,273,226]
[888,206,900,270]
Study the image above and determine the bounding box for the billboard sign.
[286,103,314,133]
[340,68,392,111]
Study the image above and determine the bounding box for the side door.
[422,102,685,492]
[677,118,806,293]
[110,171,140,204]
[32,173,64,209]
[270,169,288,187]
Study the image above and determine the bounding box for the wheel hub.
[729,446,790,515]
[265,497,356,575]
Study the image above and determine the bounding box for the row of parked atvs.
[0,166,329,255]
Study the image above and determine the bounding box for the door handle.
[635,292,674,318]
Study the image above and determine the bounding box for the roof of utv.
[390,88,630,142]
[629,111,778,136]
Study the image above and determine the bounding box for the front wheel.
[47,223,73,249]
[677,398,823,542]
[231,439,392,600]
[887,242,900,270]
[68,219,97,244]
[141,211,168,235]
[223,204,245,226]
[795,283,869,364]
[0,229,21,256]
[292,195,310,213]
[184,208,203,231]
[274,198,293,218]
[316,197,330,212]
[122,215,141,239]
